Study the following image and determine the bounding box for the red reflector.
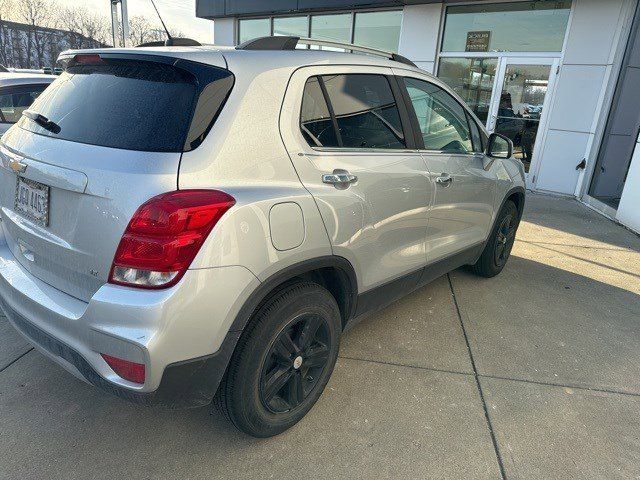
[109,190,235,289]
[101,354,145,384]
[72,54,104,65]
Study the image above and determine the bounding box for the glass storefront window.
[238,11,402,53]
[238,18,270,44]
[273,16,309,38]
[310,14,351,49]
[442,1,571,53]
[494,64,552,172]
[437,57,498,124]
[353,11,402,52]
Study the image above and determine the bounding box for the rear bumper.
[0,228,259,407]
[5,301,241,407]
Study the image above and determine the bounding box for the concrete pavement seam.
[337,354,473,378]
[0,348,34,374]
[447,273,507,480]
[478,372,640,398]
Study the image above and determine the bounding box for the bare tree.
[128,15,167,46]
[57,5,111,48]
[16,0,57,67]
[0,0,15,66]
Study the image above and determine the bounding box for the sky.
[57,0,214,43]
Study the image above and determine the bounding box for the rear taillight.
[109,190,235,289]
[101,354,145,384]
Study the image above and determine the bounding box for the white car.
[0,72,55,136]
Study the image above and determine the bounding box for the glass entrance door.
[487,58,559,184]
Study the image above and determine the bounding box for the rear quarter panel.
[178,56,333,280]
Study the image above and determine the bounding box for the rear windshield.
[17,61,198,152]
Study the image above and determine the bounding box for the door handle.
[322,169,358,188]
[436,173,453,187]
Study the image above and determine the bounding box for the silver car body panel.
[179,51,334,279]
[0,225,259,391]
[391,67,523,259]
[0,127,181,302]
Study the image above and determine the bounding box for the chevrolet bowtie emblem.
[8,158,27,174]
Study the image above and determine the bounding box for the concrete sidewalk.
[1,193,639,480]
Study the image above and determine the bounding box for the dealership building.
[196,0,640,234]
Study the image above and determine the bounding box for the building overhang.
[196,0,447,20]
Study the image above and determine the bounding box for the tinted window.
[322,74,406,149]
[0,84,48,124]
[300,77,338,147]
[17,61,198,152]
[466,112,483,152]
[403,78,472,153]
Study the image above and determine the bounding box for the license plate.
[15,177,50,227]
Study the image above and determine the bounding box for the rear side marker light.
[101,354,145,384]
[109,190,235,289]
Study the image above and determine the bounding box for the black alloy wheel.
[213,281,341,437]
[468,199,520,278]
[260,314,331,413]
[494,209,518,268]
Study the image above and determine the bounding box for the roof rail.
[237,36,417,68]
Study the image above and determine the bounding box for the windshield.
[17,60,197,152]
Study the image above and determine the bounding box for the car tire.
[469,200,519,278]
[213,281,341,437]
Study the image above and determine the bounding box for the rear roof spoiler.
[137,38,202,47]
[236,36,417,68]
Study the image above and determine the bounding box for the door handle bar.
[322,169,358,188]
[436,173,453,186]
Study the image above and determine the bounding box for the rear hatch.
[0,52,234,302]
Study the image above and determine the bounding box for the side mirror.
[486,132,513,159]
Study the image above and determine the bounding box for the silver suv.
[0,38,524,437]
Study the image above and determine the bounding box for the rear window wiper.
[22,110,61,134]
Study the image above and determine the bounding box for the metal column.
[110,0,131,47]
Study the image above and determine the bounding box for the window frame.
[299,72,417,152]
[465,111,485,153]
[0,83,50,125]
[397,75,488,156]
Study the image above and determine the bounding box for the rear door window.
[300,77,338,148]
[403,77,473,154]
[0,84,48,124]
[300,73,406,149]
[16,59,232,153]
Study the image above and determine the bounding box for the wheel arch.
[504,186,526,221]
[229,256,358,333]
